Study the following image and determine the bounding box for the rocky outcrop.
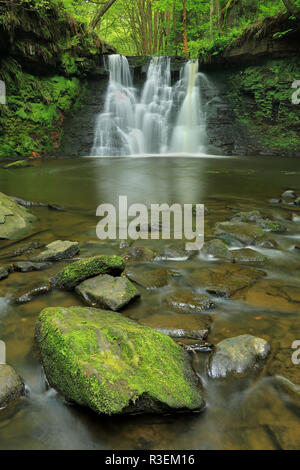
[35,306,205,415]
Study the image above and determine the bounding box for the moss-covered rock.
[51,255,125,290]
[0,266,9,280]
[0,191,36,239]
[35,306,205,415]
[75,274,139,311]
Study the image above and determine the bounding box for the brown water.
[0,155,300,450]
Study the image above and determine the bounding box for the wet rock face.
[208,334,271,379]
[0,365,24,408]
[189,263,266,298]
[35,306,205,415]
[165,289,215,313]
[140,313,212,341]
[35,240,80,262]
[0,192,37,240]
[75,274,140,311]
[125,265,169,289]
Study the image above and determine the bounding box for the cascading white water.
[92,54,209,156]
[170,60,207,154]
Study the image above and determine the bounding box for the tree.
[90,0,118,29]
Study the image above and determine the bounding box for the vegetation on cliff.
[0,1,112,158]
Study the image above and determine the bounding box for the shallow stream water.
[0,155,300,450]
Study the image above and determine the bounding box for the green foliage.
[225,58,300,154]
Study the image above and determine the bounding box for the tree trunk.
[90,0,118,30]
[183,0,188,57]
[282,0,300,17]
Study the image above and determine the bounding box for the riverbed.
[0,155,300,450]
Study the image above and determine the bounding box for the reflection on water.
[0,155,300,449]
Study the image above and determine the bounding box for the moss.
[0,71,85,158]
[35,306,204,415]
[224,58,300,155]
[51,255,126,290]
[2,160,32,169]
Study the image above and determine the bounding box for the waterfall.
[92,54,209,156]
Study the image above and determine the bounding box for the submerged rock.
[0,267,9,281]
[231,211,285,233]
[34,240,79,262]
[75,274,139,311]
[201,239,234,261]
[232,248,267,265]
[51,255,125,290]
[156,244,192,261]
[12,261,50,272]
[208,334,270,379]
[35,306,205,415]
[15,284,51,304]
[0,192,37,239]
[125,265,169,289]
[189,264,266,298]
[139,313,212,340]
[281,190,297,201]
[215,221,265,246]
[0,364,25,408]
[165,289,215,313]
[125,246,155,263]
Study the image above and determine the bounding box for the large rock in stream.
[35,306,205,415]
[0,192,37,239]
[208,334,270,379]
[51,255,125,290]
[75,274,140,311]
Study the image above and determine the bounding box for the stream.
[0,155,300,449]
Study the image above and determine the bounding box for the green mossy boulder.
[0,192,37,239]
[51,255,126,290]
[35,306,205,415]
